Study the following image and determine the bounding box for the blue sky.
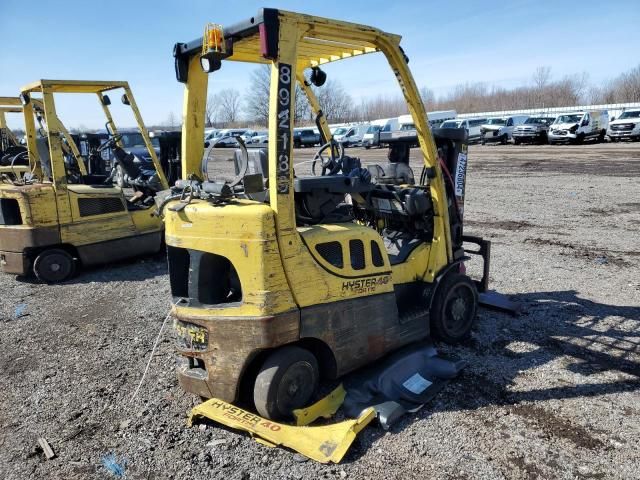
[1,0,638,128]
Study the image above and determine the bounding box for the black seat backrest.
[294,175,374,194]
[367,162,415,185]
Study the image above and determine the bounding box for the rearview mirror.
[101,95,111,106]
[121,94,130,106]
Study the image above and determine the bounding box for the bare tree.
[244,65,313,126]
[244,66,271,126]
[165,111,178,128]
[314,80,354,123]
[419,86,436,110]
[205,96,216,127]
[211,89,241,126]
[533,66,552,90]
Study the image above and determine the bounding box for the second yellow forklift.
[0,80,169,282]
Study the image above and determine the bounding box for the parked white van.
[548,111,608,144]
[440,118,487,143]
[480,115,529,144]
[333,124,369,147]
[607,109,640,142]
[363,118,399,148]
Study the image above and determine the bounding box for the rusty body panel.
[175,310,300,401]
[300,293,411,377]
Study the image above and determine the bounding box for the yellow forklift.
[165,10,491,420]
[0,80,169,282]
[0,96,30,181]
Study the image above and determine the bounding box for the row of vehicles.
[204,107,640,150]
[440,109,640,145]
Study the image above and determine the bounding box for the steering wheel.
[312,140,345,176]
[97,134,123,153]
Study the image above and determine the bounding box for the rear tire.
[598,130,606,143]
[253,346,319,420]
[430,273,478,344]
[115,164,126,188]
[33,248,76,283]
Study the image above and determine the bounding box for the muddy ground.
[1,142,639,479]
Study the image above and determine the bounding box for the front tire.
[501,134,509,145]
[430,273,478,344]
[33,248,76,283]
[115,164,126,188]
[253,346,319,420]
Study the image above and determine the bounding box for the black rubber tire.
[501,134,509,145]
[115,164,126,188]
[598,130,606,143]
[513,139,521,145]
[33,248,76,283]
[253,346,319,420]
[430,273,478,344]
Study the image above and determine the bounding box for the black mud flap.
[342,342,465,430]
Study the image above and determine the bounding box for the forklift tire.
[430,273,478,344]
[253,345,319,420]
[33,248,76,283]
[115,165,126,188]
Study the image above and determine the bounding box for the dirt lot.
[1,142,639,479]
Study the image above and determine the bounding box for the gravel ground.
[1,142,639,479]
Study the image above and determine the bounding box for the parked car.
[249,130,269,144]
[212,129,248,147]
[440,118,487,143]
[363,118,400,148]
[607,109,640,142]
[333,124,367,147]
[512,116,556,145]
[480,115,529,144]
[548,111,608,144]
[293,128,320,147]
[240,130,261,143]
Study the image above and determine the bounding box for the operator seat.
[368,162,415,185]
[367,143,415,185]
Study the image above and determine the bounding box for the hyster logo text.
[342,275,390,294]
